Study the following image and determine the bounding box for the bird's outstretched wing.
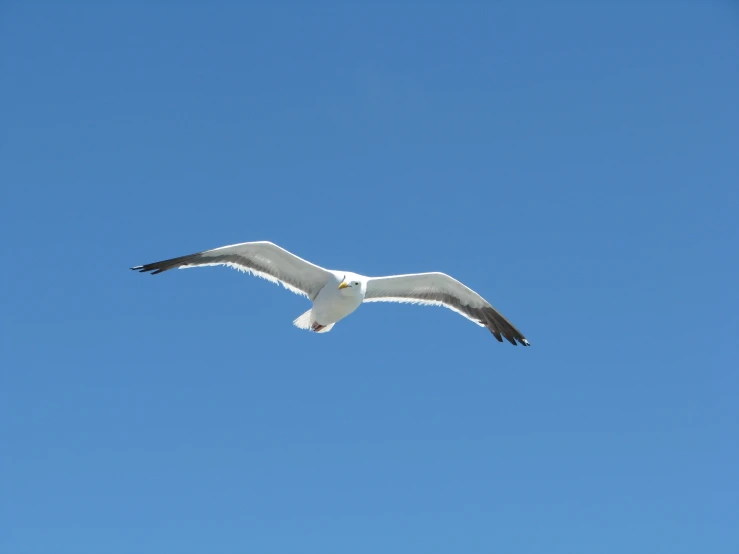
[364,272,529,345]
[132,241,331,300]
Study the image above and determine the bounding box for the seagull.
[131,241,529,346]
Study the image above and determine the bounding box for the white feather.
[363,296,486,327]
[292,309,313,329]
[181,261,310,298]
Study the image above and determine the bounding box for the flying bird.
[131,241,529,345]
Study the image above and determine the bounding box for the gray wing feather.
[132,241,331,300]
[364,272,529,346]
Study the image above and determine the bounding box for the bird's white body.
[311,272,366,328]
[132,241,529,346]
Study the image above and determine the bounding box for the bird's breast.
[313,289,363,324]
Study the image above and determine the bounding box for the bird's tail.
[292,309,336,333]
[293,309,313,330]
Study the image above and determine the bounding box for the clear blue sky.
[2,2,738,553]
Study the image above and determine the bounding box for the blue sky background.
[2,1,738,553]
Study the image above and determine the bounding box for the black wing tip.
[130,251,205,275]
[481,313,529,346]
[131,263,165,274]
[503,334,530,346]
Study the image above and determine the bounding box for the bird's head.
[338,274,364,294]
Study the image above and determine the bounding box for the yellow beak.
[338,281,350,289]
